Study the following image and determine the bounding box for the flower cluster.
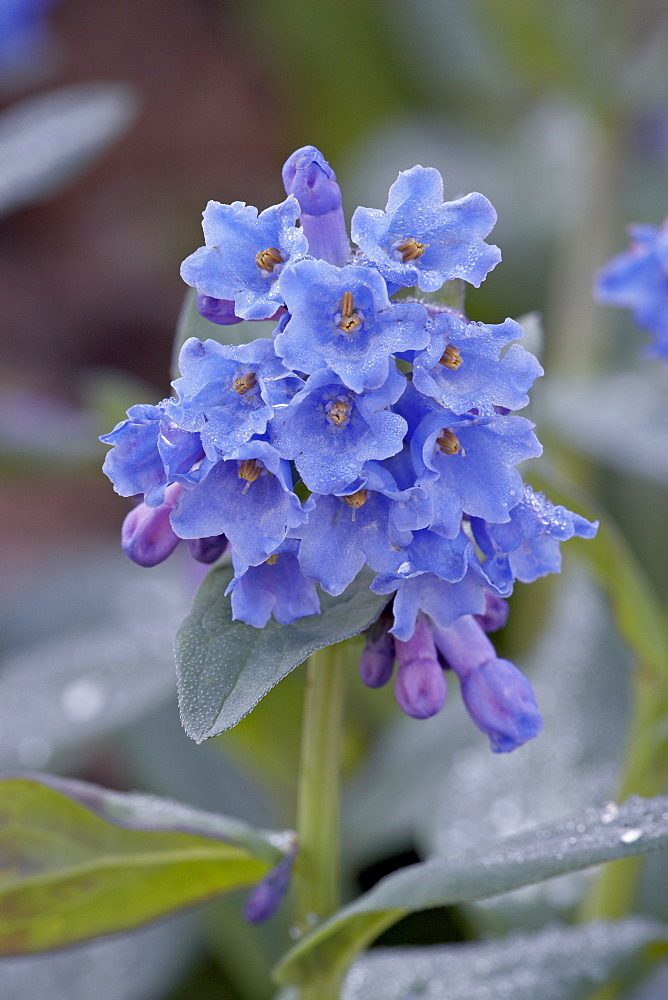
[595,218,668,362]
[101,146,596,752]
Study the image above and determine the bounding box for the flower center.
[439,344,462,370]
[338,291,363,334]
[238,458,262,483]
[232,371,258,394]
[436,429,460,455]
[255,246,284,272]
[326,397,351,427]
[343,488,369,509]
[265,553,279,565]
[396,237,428,262]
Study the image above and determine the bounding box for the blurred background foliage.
[1,1,667,998]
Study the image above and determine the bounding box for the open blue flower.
[170,441,306,567]
[472,484,598,592]
[351,165,500,292]
[411,407,543,538]
[595,220,668,361]
[227,539,320,628]
[180,196,307,320]
[165,337,299,461]
[270,367,408,494]
[275,260,428,391]
[412,313,543,415]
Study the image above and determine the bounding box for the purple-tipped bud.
[359,628,395,688]
[121,483,182,568]
[196,294,244,325]
[474,591,510,633]
[243,849,296,924]
[394,615,446,719]
[431,614,496,676]
[196,293,286,327]
[460,658,543,753]
[187,533,228,564]
[282,145,350,266]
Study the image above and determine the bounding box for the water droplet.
[620,828,642,844]
[60,677,106,722]
[600,801,619,824]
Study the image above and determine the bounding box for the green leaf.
[171,289,275,379]
[0,776,288,954]
[274,794,668,987]
[340,919,667,1000]
[176,564,388,741]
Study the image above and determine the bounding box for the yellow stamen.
[343,489,369,509]
[265,554,279,565]
[396,237,428,262]
[238,459,262,483]
[232,371,258,394]
[436,429,460,455]
[338,291,363,334]
[439,344,462,370]
[327,399,350,426]
[255,246,284,272]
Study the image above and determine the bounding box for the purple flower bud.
[282,145,350,267]
[393,615,446,719]
[431,614,496,675]
[474,591,510,633]
[243,849,296,924]
[460,658,543,753]
[359,628,395,688]
[121,483,182,567]
[187,533,228,564]
[195,293,286,327]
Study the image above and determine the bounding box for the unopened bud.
[187,534,228,564]
[121,483,182,567]
[359,628,395,688]
[474,591,510,633]
[460,658,543,753]
[393,615,446,719]
[282,145,350,266]
[243,849,296,924]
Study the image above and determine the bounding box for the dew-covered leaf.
[176,564,388,741]
[0,548,191,770]
[0,83,138,217]
[341,919,666,1000]
[0,776,287,954]
[275,794,668,986]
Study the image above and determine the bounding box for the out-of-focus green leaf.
[339,919,667,1000]
[176,564,388,741]
[0,776,287,954]
[275,794,668,987]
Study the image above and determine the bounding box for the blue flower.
[351,165,501,292]
[410,406,543,538]
[180,196,307,320]
[270,367,408,494]
[472,484,598,592]
[227,540,320,628]
[412,312,543,416]
[275,259,429,392]
[166,337,299,461]
[595,220,668,361]
[371,529,486,640]
[170,441,306,567]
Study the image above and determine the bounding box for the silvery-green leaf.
[0,548,191,770]
[341,918,666,1000]
[176,564,388,740]
[275,794,668,987]
[0,83,138,217]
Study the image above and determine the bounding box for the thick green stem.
[294,643,347,999]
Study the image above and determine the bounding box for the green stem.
[294,642,347,1000]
